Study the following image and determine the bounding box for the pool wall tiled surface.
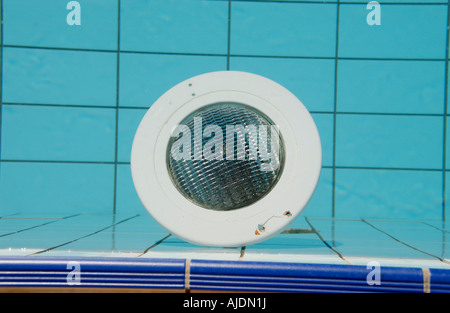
[1,1,449,223]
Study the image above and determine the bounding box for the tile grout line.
[0,159,130,165]
[4,102,450,117]
[27,214,140,256]
[310,217,427,222]
[0,212,20,219]
[422,221,450,234]
[444,219,447,259]
[362,219,450,265]
[111,213,116,251]
[231,0,447,4]
[442,0,450,222]
[112,0,121,215]
[323,165,443,171]
[226,0,231,70]
[331,0,340,219]
[137,234,172,257]
[2,44,448,62]
[305,217,352,265]
[238,246,246,261]
[185,259,191,293]
[422,220,448,259]
[2,158,449,173]
[442,0,450,254]
[0,213,81,238]
[422,268,431,293]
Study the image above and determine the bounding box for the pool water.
[1,0,450,292]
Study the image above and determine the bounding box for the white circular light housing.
[131,71,321,247]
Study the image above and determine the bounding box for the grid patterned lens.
[167,103,285,211]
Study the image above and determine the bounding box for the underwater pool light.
[131,71,321,247]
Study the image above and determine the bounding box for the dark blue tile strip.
[0,257,449,292]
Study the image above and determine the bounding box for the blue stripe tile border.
[0,256,186,273]
[190,259,423,281]
[0,257,449,292]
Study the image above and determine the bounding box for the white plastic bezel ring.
[131,71,322,247]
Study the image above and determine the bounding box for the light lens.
[166,102,285,211]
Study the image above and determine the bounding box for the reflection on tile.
[242,231,347,264]
[142,235,242,261]
[35,215,168,255]
[0,214,138,254]
[366,220,448,260]
[1,214,450,269]
[307,218,450,268]
[346,256,450,270]
[0,248,42,257]
[242,252,346,265]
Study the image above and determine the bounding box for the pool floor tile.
[1,214,450,269]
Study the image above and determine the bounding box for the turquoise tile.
[0,163,114,215]
[337,60,446,114]
[284,215,315,230]
[51,232,161,252]
[108,215,167,234]
[367,221,446,259]
[47,216,169,252]
[446,118,450,171]
[335,169,443,219]
[120,0,228,54]
[238,0,336,2]
[3,47,117,106]
[1,105,115,162]
[231,2,337,57]
[147,235,242,260]
[446,173,450,221]
[339,4,447,59]
[230,57,335,112]
[247,233,336,255]
[311,113,333,167]
[119,53,226,107]
[1,0,450,257]
[117,108,146,162]
[0,214,135,252]
[3,0,118,50]
[308,219,439,259]
[115,164,147,216]
[301,168,333,219]
[336,115,443,169]
[0,218,62,236]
